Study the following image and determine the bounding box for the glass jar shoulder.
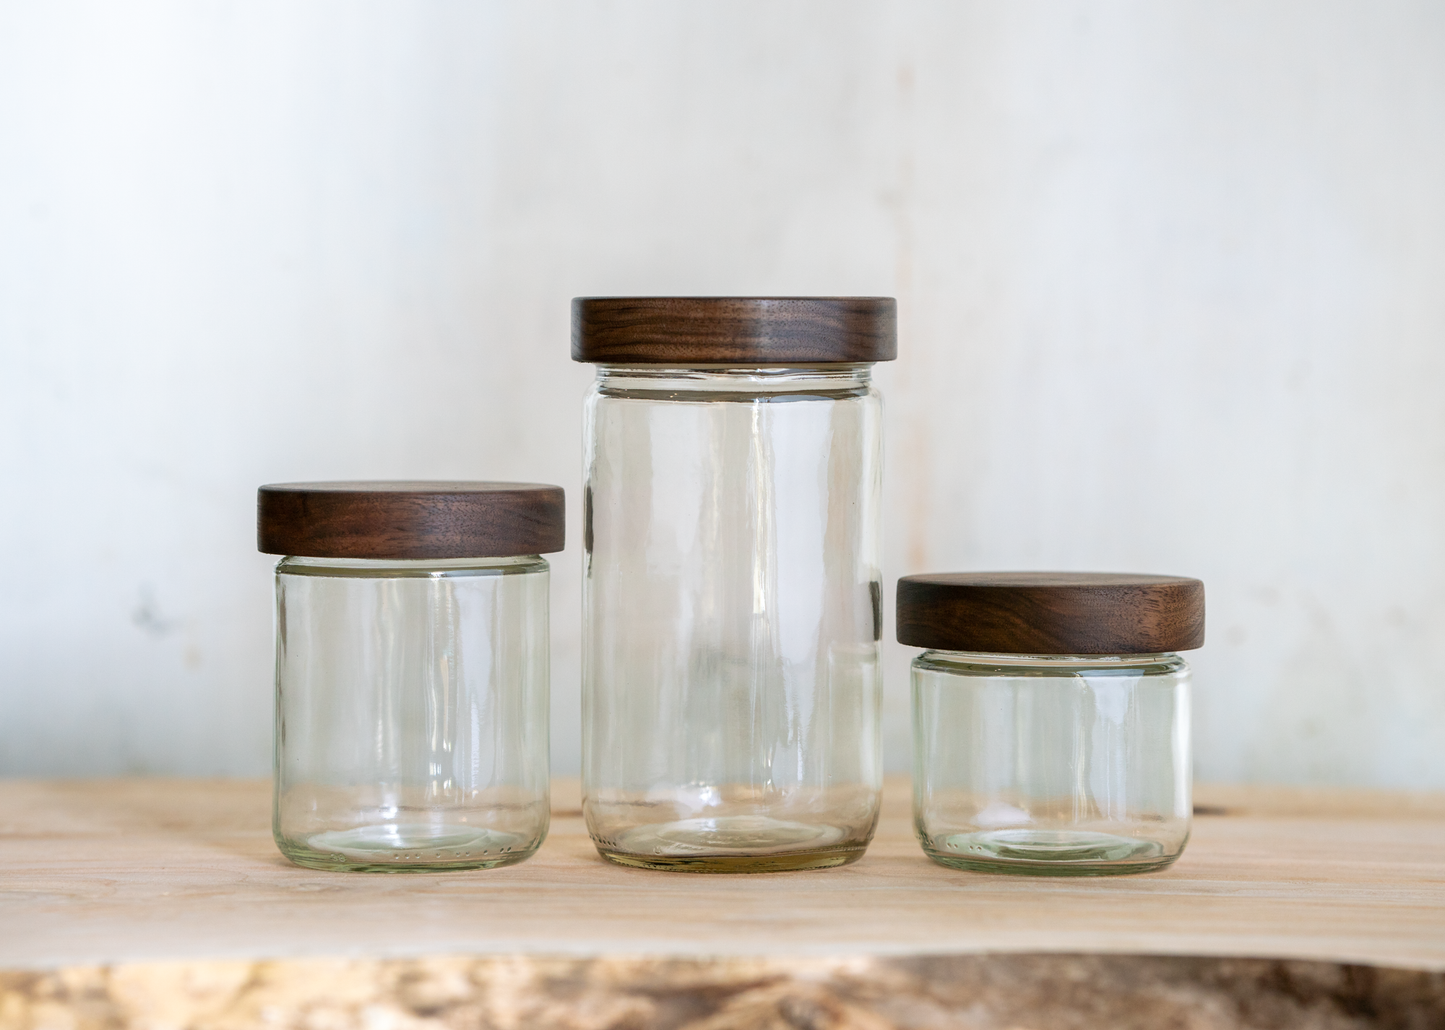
[275,555,549,580]
[586,364,879,405]
[912,650,1189,679]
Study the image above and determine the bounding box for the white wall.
[2,2,1442,785]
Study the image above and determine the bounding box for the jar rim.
[918,649,1183,663]
[275,554,548,579]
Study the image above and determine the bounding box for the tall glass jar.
[575,297,897,872]
[897,573,1204,876]
[258,481,564,872]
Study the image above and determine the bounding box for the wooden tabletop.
[2,777,1442,973]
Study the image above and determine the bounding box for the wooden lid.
[896,572,1205,655]
[571,297,897,365]
[257,482,565,560]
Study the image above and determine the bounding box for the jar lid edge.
[257,481,566,559]
[895,572,1206,654]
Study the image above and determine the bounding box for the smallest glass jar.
[258,481,564,872]
[897,573,1204,876]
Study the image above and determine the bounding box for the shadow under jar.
[575,297,896,872]
[258,481,564,872]
[897,572,1205,876]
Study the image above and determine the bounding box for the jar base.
[597,845,866,873]
[922,829,1181,877]
[277,823,541,872]
[594,814,869,873]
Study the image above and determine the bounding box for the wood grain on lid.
[257,481,565,560]
[896,572,1205,655]
[572,297,897,365]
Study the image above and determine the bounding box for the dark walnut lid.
[571,297,897,365]
[896,572,1205,655]
[257,482,565,560]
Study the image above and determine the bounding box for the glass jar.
[257,481,564,872]
[575,297,897,872]
[897,572,1204,876]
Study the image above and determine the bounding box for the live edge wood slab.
[2,778,1443,1030]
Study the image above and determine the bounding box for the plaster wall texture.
[2,2,1442,785]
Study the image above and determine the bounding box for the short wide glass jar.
[897,573,1204,876]
[258,481,564,872]
[575,297,896,872]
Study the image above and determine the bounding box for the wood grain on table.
[1,777,1441,972]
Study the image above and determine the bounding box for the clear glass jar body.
[912,650,1191,876]
[582,366,883,871]
[273,555,550,871]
